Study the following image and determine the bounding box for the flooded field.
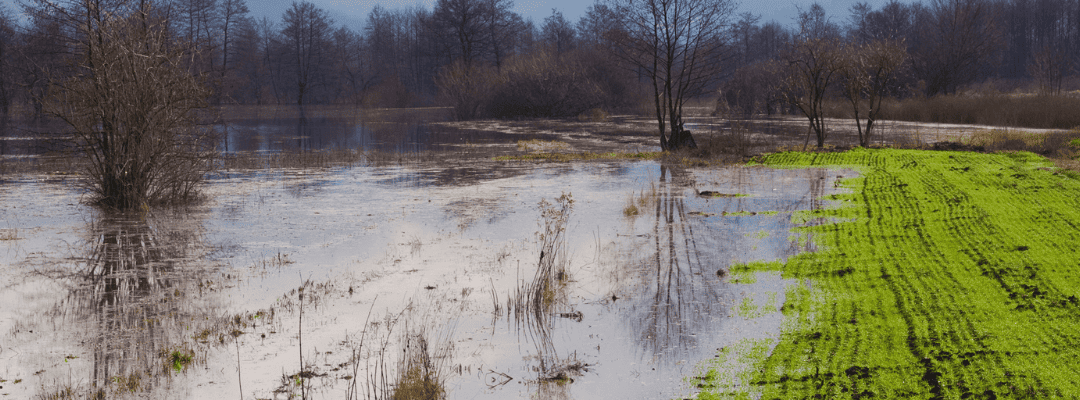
[0,154,853,399]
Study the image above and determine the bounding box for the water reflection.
[1,106,580,159]
[614,163,835,371]
[51,210,222,395]
[0,115,73,157]
[217,106,451,154]
[625,163,724,365]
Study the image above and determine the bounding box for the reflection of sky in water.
[0,160,854,399]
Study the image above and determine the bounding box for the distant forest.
[0,0,1078,117]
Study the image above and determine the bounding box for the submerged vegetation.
[699,149,1080,398]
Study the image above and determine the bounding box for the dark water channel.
[0,156,852,399]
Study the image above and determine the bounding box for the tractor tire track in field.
[696,149,1080,399]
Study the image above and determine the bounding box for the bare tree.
[331,26,377,105]
[218,0,248,78]
[797,3,842,41]
[731,12,761,66]
[839,39,907,147]
[480,0,519,68]
[576,1,623,48]
[432,0,488,68]
[0,4,14,114]
[39,1,215,209]
[1028,45,1067,95]
[174,0,219,74]
[911,0,1002,96]
[780,37,843,148]
[540,8,576,55]
[611,0,734,151]
[778,4,844,149]
[281,1,333,105]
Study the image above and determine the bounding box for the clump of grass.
[623,182,658,219]
[0,228,16,240]
[164,348,194,373]
[391,332,447,400]
[517,139,571,153]
[36,386,106,400]
[577,107,610,122]
[529,193,574,311]
[110,372,142,394]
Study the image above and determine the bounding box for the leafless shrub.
[487,51,604,119]
[435,61,497,121]
[43,4,215,209]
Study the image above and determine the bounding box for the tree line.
[1,0,1078,121]
[0,0,644,113]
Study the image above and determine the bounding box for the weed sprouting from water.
[623,183,659,219]
[165,348,194,373]
[390,330,449,400]
[520,193,574,318]
[0,228,17,240]
[622,198,640,217]
[503,193,589,382]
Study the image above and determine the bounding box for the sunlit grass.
[702,148,1080,398]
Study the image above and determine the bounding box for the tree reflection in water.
[631,163,723,364]
[52,210,222,396]
[617,163,832,370]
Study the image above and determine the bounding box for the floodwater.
[0,106,569,159]
[0,159,852,400]
[0,107,855,399]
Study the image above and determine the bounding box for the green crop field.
[697,149,1080,399]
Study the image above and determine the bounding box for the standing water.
[0,107,853,399]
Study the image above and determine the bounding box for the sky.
[240,0,875,30]
[2,0,881,32]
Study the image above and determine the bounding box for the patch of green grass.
[698,148,1080,398]
[736,293,777,319]
[748,229,769,239]
[165,349,194,373]
[516,139,571,153]
[721,211,756,217]
[693,338,774,400]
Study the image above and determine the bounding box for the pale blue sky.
[3,0,883,32]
